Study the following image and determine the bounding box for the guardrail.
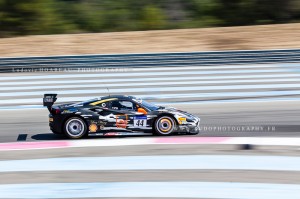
[1,49,300,73]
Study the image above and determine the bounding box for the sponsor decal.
[178,117,187,124]
[90,133,104,136]
[135,115,147,120]
[99,114,115,122]
[43,95,56,103]
[116,115,128,128]
[134,115,147,127]
[104,132,119,136]
[89,98,117,106]
[91,120,107,126]
[89,124,98,133]
[99,121,107,125]
[62,108,78,114]
[62,110,72,114]
[116,119,126,128]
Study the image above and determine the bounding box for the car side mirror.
[138,108,147,114]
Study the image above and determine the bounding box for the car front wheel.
[154,116,175,136]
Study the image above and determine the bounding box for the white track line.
[131,64,282,71]
[1,155,300,172]
[0,84,300,97]
[2,137,300,151]
[0,69,289,81]
[0,182,299,199]
[1,78,300,91]
[0,90,299,105]
[1,74,299,86]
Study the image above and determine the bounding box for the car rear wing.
[43,94,57,112]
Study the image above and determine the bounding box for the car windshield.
[140,100,160,111]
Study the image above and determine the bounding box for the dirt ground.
[1,23,300,57]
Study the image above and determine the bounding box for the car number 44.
[133,116,147,127]
[135,119,146,126]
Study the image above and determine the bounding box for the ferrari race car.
[43,94,200,139]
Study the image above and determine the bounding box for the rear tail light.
[52,108,61,115]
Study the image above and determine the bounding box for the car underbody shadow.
[31,132,192,141]
[31,133,65,141]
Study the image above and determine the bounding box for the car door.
[111,100,151,130]
[102,100,136,130]
[117,100,149,130]
[97,99,149,131]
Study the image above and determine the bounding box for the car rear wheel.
[154,116,175,136]
[64,117,87,139]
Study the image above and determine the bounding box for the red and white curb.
[0,137,300,151]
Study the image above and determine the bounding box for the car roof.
[101,95,136,101]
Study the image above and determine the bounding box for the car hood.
[158,106,199,121]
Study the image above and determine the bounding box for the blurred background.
[1,1,300,198]
[1,0,300,36]
[1,0,300,57]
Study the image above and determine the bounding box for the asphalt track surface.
[0,101,299,199]
[0,100,299,143]
[0,62,299,142]
[1,144,300,199]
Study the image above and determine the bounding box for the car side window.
[111,100,136,111]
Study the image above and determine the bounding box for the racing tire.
[63,117,88,139]
[153,116,175,136]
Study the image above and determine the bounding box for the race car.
[43,94,200,139]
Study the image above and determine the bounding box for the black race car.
[43,94,200,139]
